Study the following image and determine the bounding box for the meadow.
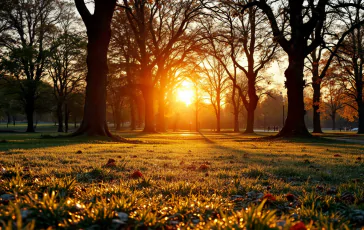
[0,129,363,229]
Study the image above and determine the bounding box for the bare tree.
[240,0,364,137]
[201,56,230,132]
[203,1,278,133]
[48,4,86,133]
[119,0,205,132]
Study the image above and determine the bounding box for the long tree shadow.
[0,132,128,152]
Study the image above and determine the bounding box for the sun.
[176,81,194,106]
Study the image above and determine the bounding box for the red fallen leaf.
[23,167,30,172]
[356,157,362,161]
[286,193,295,202]
[131,155,137,158]
[290,222,307,230]
[316,185,324,191]
[263,193,276,201]
[334,154,342,157]
[199,164,209,170]
[266,186,272,190]
[205,172,209,177]
[131,170,143,179]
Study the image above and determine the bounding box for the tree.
[0,79,22,128]
[110,9,140,130]
[119,0,205,132]
[240,0,364,137]
[335,2,364,133]
[201,56,230,132]
[73,0,117,137]
[207,0,278,133]
[0,0,62,132]
[322,77,345,130]
[48,4,86,132]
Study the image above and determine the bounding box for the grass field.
[0,131,363,229]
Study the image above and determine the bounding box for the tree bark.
[244,74,259,133]
[358,103,364,134]
[142,85,155,132]
[312,81,323,133]
[245,108,255,133]
[73,0,116,137]
[277,55,311,137]
[357,67,364,134]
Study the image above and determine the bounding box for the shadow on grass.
[0,132,119,152]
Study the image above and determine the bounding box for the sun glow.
[176,81,194,106]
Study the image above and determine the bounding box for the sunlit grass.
[0,132,363,229]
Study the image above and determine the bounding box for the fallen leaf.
[286,193,296,202]
[289,222,307,230]
[131,170,143,179]
[263,193,276,201]
[334,154,342,157]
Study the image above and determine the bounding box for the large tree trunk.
[142,85,155,132]
[245,108,255,133]
[277,55,311,137]
[25,99,35,133]
[312,81,323,133]
[244,74,259,134]
[357,72,364,133]
[57,101,64,132]
[358,103,364,134]
[73,1,116,137]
